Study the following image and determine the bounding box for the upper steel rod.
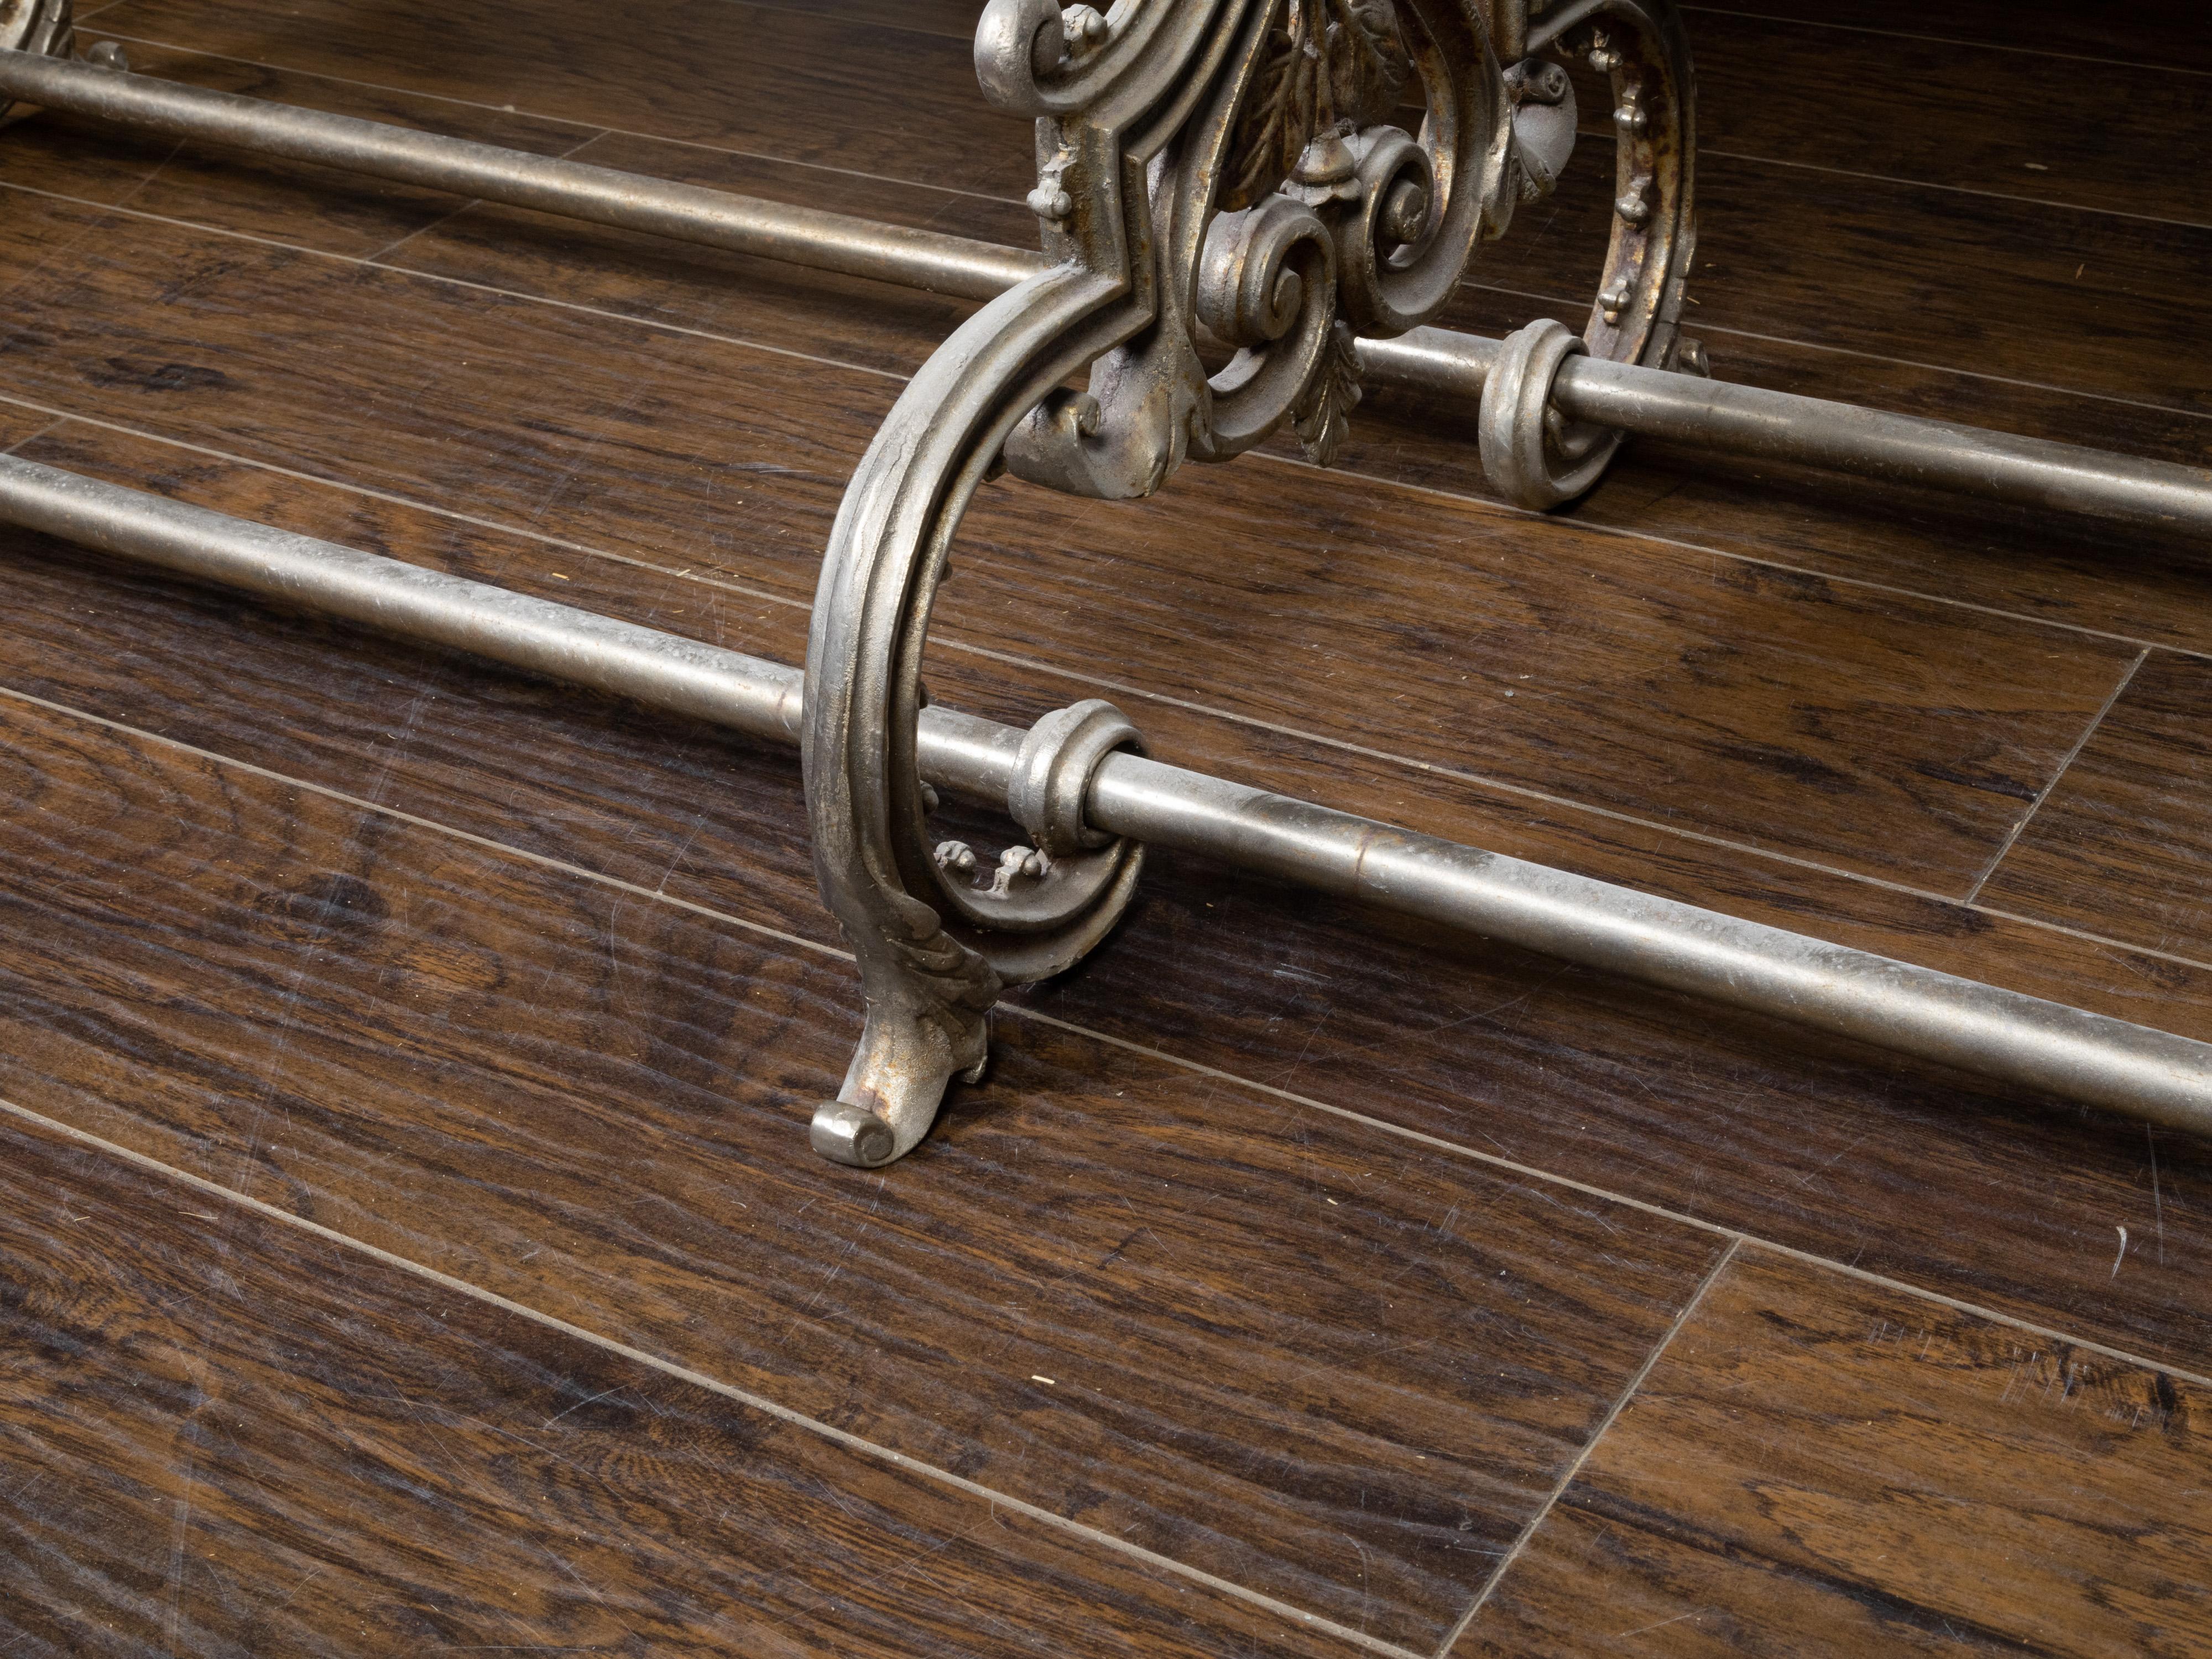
[1558,355,2212,536]
[0,49,1037,300]
[6,50,2208,535]
[2,451,2205,1131]
[1369,330,2212,539]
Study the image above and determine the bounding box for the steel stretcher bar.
[3,47,2208,538]
[3,450,2205,1131]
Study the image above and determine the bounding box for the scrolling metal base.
[1,5,2208,1163]
[801,0,1708,1161]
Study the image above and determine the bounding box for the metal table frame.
[1,0,2205,1165]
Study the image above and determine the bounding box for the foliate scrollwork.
[1001,0,1511,503]
[1221,0,1411,212]
[803,0,1617,1167]
[1529,0,1698,373]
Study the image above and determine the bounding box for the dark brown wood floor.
[2,1,2208,1652]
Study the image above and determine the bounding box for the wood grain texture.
[1436,146,2212,416]
[0,1112,1383,1659]
[0,402,62,451]
[1455,1246,2212,1655]
[1702,0,2212,74]
[1685,9,2212,223]
[92,0,1039,196]
[7,415,2208,1385]
[784,0,2212,222]
[0,691,1731,1649]
[1981,650,2212,959]
[0,195,2145,893]
[0,41,596,257]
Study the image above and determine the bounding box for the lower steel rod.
[5,48,2208,538]
[3,451,2206,1131]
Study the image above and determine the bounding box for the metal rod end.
[809,1101,899,1167]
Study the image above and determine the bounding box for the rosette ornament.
[802,0,1518,1166]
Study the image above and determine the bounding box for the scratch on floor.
[1613,1609,1702,1640]
[541,1383,629,1430]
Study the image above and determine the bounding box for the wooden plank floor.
[1,1,2208,1651]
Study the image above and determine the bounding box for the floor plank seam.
[4,379,2150,933]
[1567,121,2189,231]
[1956,902,2212,979]
[1,416,67,456]
[0,1095,1428,1659]
[1737,1238,2212,1386]
[1464,280,2212,426]
[1014,1008,2212,1389]
[0,178,912,384]
[7,171,2192,677]
[1680,6,2212,77]
[82,31,1035,208]
[1263,446,2183,661]
[1695,145,2212,233]
[0,678,856,962]
[1430,1237,1745,1656]
[8,672,2200,1396]
[1963,646,2151,904]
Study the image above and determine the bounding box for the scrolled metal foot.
[808,1011,994,1168]
[810,1103,898,1168]
[802,691,1147,1168]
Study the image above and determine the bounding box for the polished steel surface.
[1086,757,2212,1133]
[4,451,2204,1133]
[1557,351,2212,536]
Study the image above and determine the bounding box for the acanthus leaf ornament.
[1290,319,1362,465]
[1222,0,1412,213]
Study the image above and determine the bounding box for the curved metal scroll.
[1482,0,1701,508]
[802,0,1525,1166]
[0,0,77,124]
